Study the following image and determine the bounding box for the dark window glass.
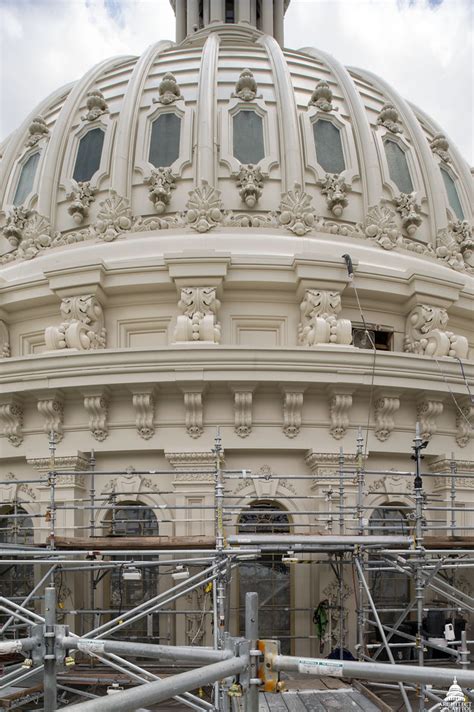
[384,139,413,193]
[225,0,235,22]
[313,119,345,174]
[440,166,464,221]
[233,110,265,164]
[239,501,291,654]
[13,152,40,205]
[73,128,105,182]
[0,507,34,616]
[149,113,181,167]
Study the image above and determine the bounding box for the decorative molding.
[278,184,315,236]
[232,464,298,499]
[81,89,109,122]
[45,295,106,351]
[281,388,304,438]
[94,191,133,241]
[329,392,353,440]
[102,469,144,498]
[367,471,412,495]
[430,133,450,163]
[377,103,402,133]
[166,451,215,483]
[305,451,358,476]
[185,182,224,233]
[235,164,264,208]
[132,391,156,440]
[355,204,401,251]
[153,72,182,105]
[374,396,400,442]
[83,389,110,441]
[37,394,64,443]
[67,180,96,224]
[404,304,468,359]
[394,192,422,237]
[0,396,24,446]
[1,210,58,262]
[174,287,221,344]
[298,290,352,347]
[28,453,89,475]
[318,173,348,217]
[0,472,36,502]
[309,80,335,112]
[183,390,204,439]
[436,220,473,273]
[456,402,474,449]
[416,397,444,441]
[232,69,260,101]
[26,115,49,147]
[233,389,254,438]
[0,320,11,358]
[146,167,176,213]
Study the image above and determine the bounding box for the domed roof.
[0,1,472,273]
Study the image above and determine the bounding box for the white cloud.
[0,0,472,163]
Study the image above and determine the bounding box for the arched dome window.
[238,500,291,654]
[13,152,40,206]
[0,505,34,608]
[105,502,159,640]
[233,110,265,165]
[440,166,464,221]
[149,113,181,168]
[225,0,235,22]
[73,127,105,182]
[313,119,345,174]
[383,138,413,194]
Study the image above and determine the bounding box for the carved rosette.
[0,321,11,358]
[0,397,24,446]
[404,304,468,359]
[185,183,224,233]
[456,404,473,448]
[132,392,156,440]
[94,191,133,241]
[298,290,352,347]
[356,205,401,250]
[234,391,253,438]
[146,167,176,213]
[37,395,64,443]
[174,287,221,344]
[319,174,348,217]
[374,396,400,441]
[278,185,315,236]
[377,103,402,133]
[154,73,181,104]
[430,133,450,163]
[236,164,264,208]
[26,115,49,147]
[282,390,304,438]
[394,192,422,236]
[45,295,106,351]
[417,398,443,441]
[67,181,96,224]
[183,391,204,439]
[309,80,335,112]
[329,393,352,440]
[82,89,109,122]
[83,391,109,441]
[232,69,259,101]
[2,209,58,261]
[437,220,474,272]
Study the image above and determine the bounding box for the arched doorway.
[105,501,159,640]
[0,505,34,635]
[238,501,291,653]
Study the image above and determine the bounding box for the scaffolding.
[0,428,473,711]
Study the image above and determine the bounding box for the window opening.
[225,0,235,22]
[239,501,291,654]
[73,127,105,183]
[233,110,265,165]
[0,505,34,632]
[13,152,40,206]
[440,166,464,221]
[383,139,413,194]
[149,113,181,168]
[352,323,393,351]
[313,119,345,174]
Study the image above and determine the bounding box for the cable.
[434,358,472,428]
[455,356,474,403]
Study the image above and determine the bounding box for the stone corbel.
[173,287,221,344]
[45,294,106,351]
[456,400,474,448]
[328,389,353,440]
[374,394,400,442]
[131,388,156,440]
[298,288,352,347]
[181,386,205,439]
[404,304,468,359]
[0,320,11,358]
[0,396,24,446]
[83,388,110,441]
[416,396,444,441]
[281,386,305,438]
[230,385,256,438]
[37,392,64,443]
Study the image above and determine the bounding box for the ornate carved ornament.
[430,133,450,163]
[45,295,106,351]
[185,182,224,233]
[0,321,10,358]
[278,184,315,236]
[233,390,253,438]
[0,396,23,447]
[26,115,49,147]
[404,304,468,359]
[305,451,359,476]
[102,469,144,499]
[232,69,259,101]
[318,174,349,217]
[183,391,204,439]
[28,453,89,475]
[282,389,304,438]
[132,391,156,440]
[166,451,216,483]
[329,393,352,440]
[154,73,182,105]
[0,472,36,502]
[1,210,59,262]
[67,180,96,224]
[146,167,176,213]
[83,390,110,441]
[416,397,444,441]
[309,80,335,112]
[236,164,264,208]
[174,287,221,344]
[82,89,109,122]
[298,290,352,347]
[377,103,403,133]
[37,394,64,443]
[394,192,422,237]
[355,204,401,250]
[436,220,474,273]
[374,396,400,442]
[456,402,474,449]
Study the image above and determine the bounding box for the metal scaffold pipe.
[61,637,233,664]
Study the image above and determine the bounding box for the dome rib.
[349,66,449,235]
[0,81,74,207]
[196,33,220,186]
[110,40,174,199]
[37,54,134,223]
[259,35,303,190]
[300,47,383,211]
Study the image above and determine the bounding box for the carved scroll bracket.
[83,388,110,441]
[230,384,256,438]
[281,386,305,439]
[0,396,24,447]
[328,389,353,440]
[180,386,206,439]
[416,396,444,441]
[374,394,400,442]
[37,392,64,443]
[131,388,157,440]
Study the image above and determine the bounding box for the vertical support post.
[210,0,224,22]
[238,0,251,23]
[338,446,345,535]
[245,592,259,712]
[187,0,199,35]
[43,586,57,712]
[261,0,274,36]
[356,427,364,536]
[355,428,365,663]
[214,428,225,710]
[450,453,457,538]
[175,0,187,42]
[48,431,57,586]
[413,422,427,712]
[273,0,284,46]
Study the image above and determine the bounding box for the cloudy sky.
[0,0,472,163]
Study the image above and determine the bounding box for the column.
[273,0,284,46]
[237,0,251,23]
[210,0,224,22]
[175,0,187,42]
[261,0,274,36]
[187,0,199,35]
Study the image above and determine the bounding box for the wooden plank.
[321,677,346,690]
[295,691,328,712]
[347,690,382,711]
[283,679,329,691]
[280,692,308,712]
[313,692,354,710]
[259,692,272,712]
[51,536,216,550]
[353,681,392,712]
[264,692,288,712]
